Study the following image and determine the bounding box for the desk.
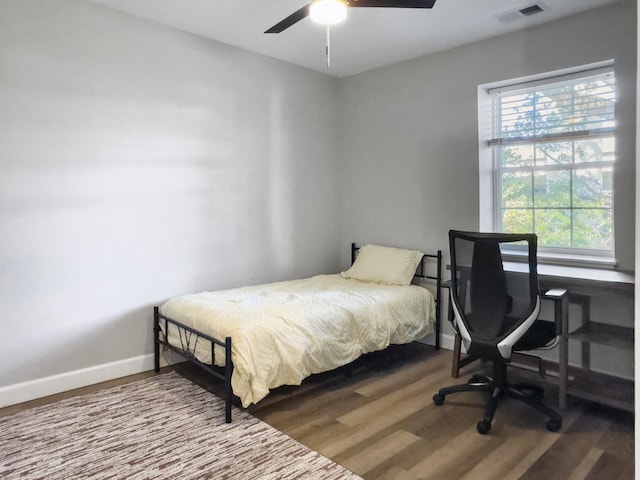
[446,264,634,411]
[506,262,634,292]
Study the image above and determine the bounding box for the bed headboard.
[351,243,443,349]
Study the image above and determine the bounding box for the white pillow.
[341,244,423,286]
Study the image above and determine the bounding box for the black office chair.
[433,230,562,434]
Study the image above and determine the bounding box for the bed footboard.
[154,306,234,423]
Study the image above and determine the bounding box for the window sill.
[501,250,617,270]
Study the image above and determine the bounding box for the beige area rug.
[0,372,362,480]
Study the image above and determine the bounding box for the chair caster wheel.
[546,418,562,432]
[433,393,445,406]
[476,419,491,435]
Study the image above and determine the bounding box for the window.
[485,66,616,261]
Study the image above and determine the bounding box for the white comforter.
[159,274,435,407]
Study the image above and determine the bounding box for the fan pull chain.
[325,25,331,68]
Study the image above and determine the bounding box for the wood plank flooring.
[2,343,634,480]
[245,344,634,480]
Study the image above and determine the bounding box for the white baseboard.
[438,332,457,351]
[0,332,461,409]
[0,352,182,409]
[6,333,627,408]
[417,331,457,351]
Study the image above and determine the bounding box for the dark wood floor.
[261,347,635,479]
[2,344,634,480]
[174,342,633,479]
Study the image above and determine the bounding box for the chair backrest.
[449,230,541,361]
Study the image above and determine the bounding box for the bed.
[154,243,442,422]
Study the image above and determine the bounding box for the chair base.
[432,363,562,435]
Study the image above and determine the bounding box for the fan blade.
[348,0,436,7]
[265,4,311,33]
[264,0,435,34]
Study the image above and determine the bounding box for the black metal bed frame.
[154,306,234,422]
[154,243,443,423]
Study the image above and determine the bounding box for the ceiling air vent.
[497,3,547,23]
[519,4,544,16]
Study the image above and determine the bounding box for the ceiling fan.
[265,0,437,34]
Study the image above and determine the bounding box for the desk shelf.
[568,322,634,350]
[444,263,635,413]
[559,296,634,412]
[567,369,634,412]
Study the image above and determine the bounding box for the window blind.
[488,69,615,147]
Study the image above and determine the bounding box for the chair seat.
[514,319,556,351]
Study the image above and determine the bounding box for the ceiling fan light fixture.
[309,0,348,26]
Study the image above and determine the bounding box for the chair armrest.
[544,288,568,299]
[543,288,568,335]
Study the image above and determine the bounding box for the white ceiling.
[86,0,622,77]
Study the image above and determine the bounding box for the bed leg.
[153,306,160,373]
[224,336,233,423]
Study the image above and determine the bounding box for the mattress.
[159,274,435,407]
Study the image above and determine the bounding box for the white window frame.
[478,62,617,267]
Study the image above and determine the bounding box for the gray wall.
[337,0,636,272]
[0,0,340,389]
[336,0,636,377]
